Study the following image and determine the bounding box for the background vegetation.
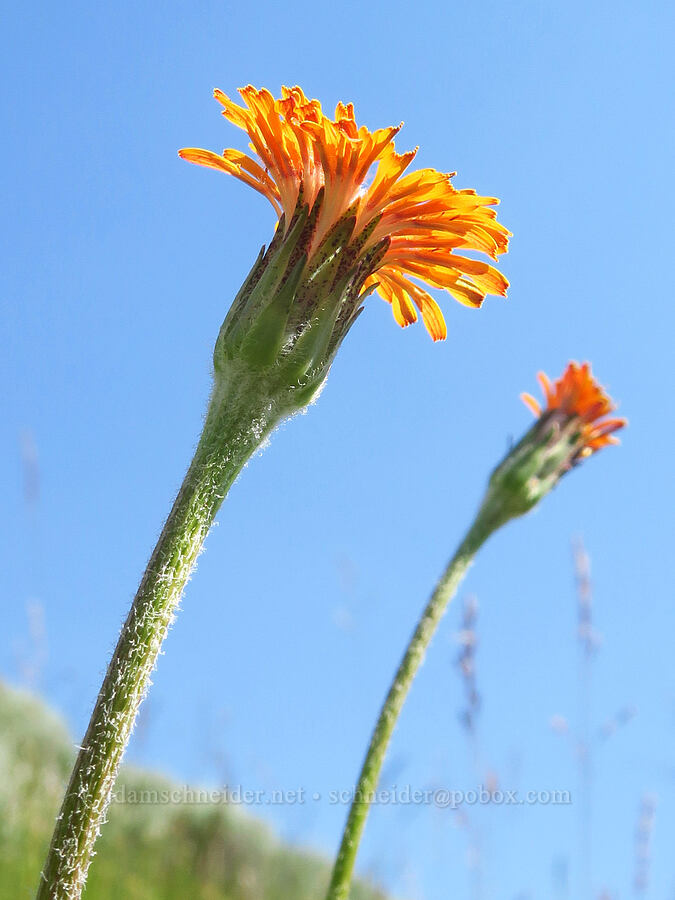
[0,683,386,900]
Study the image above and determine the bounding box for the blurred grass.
[0,682,386,900]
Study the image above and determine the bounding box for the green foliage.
[0,683,386,900]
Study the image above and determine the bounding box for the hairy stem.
[325,507,502,900]
[37,376,279,899]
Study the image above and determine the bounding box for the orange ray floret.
[179,85,510,341]
[521,362,626,456]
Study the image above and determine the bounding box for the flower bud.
[477,363,626,530]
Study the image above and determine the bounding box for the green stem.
[325,503,503,900]
[37,376,279,900]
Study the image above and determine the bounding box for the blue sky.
[2,1,675,897]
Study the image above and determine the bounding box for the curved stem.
[325,507,501,900]
[37,378,278,899]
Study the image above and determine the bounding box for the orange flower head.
[480,362,626,528]
[179,85,510,341]
[521,362,626,459]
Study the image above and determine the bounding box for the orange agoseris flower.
[179,85,510,342]
[521,362,626,460]
[479,362,626,528]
